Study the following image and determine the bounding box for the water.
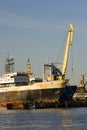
[0,108,87,130]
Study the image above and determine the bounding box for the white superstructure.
[0,72,29,87]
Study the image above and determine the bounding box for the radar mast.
[5,53,15,73]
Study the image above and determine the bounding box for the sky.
[0,0,87,85]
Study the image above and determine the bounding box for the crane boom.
[62,24,74,77]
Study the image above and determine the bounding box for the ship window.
[11,76,15,78]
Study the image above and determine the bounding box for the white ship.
[0,24,74,106]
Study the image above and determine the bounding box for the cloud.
[0,10,87,35]
[0,10,34,28]
[0,10,66,30]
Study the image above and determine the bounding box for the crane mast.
[62,24,74,78]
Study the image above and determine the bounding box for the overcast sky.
[0,0,87,85]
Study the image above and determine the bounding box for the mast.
[62,24,74,78]
[5,53,15,73]
[25,58,33,78]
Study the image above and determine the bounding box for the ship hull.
[0,81,77,107]
[0,80,68,102]
[0,88,62,103]
[0,90,29,102]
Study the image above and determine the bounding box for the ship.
[73,75,87,101]
[0,24,76,107]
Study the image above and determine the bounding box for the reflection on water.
[59,109,73,130]
[0,108,87,130]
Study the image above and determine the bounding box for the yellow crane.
[62,24,74,78]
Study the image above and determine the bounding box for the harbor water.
[0,108,87,130]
